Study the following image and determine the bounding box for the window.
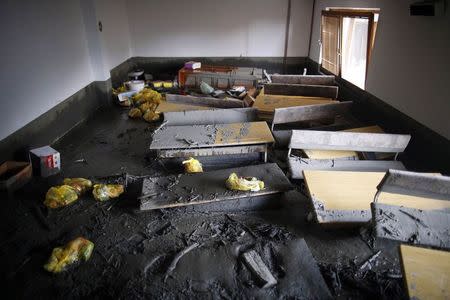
[320,9,379,89]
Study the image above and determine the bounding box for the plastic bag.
[44,185,79,208]
[225,173,264,192]
[182,157,203,173]
[63,178,92,196]
[44,237,94,273]
[128,107,142,119]
[143,110,160,123]
[92,184,124,201]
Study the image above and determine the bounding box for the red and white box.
[29,146,61,177]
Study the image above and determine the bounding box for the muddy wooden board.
[150,122,274,150]
[303,171,386,224]
[139,163,292,211]
[289,130,411,155]
[264,83,339,99]
[156,101,211,113]
[254,93,336,115]
[163,108,258,126]
[372,203,450,249]
[400,245,450,299]
[271,74,335,86]
[271,101,352,130]
[302,125,385,159]
[288,157,405,179]
[166,94,244,108]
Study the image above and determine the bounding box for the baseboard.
[0,79,112,162]
[110,56,308,87]
[306,58,450,174]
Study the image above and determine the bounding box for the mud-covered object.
[226,173,264,192]
[44,237,94,273]
[182,157,203,173]
[92,184,124,201]
[63,178,92,196]
[128,108,142,119]
[44,185,79,208]
[143,110,160,123]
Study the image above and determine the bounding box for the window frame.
[320,9,378,88]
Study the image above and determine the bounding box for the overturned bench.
[150,121,274,162]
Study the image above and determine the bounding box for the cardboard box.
[29,146,61,177]
[0,161,32,191]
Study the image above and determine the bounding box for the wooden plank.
[150,122,274,150]
[242,250,277,288]
[158,144,267,158]
[289,130,411,153]
[271,75,335,86]
[264,83,339,99]
[254,94,336,114]
[400,245,450,299]
[156,101,211,113]
[139,163,292,211]
[163,108,258,126]
[376,169,450,201]
[272,101,352,128]
[372,203,450,249]
[288,157,405,179]
[166,93,244,108]
[303,171,386,223]
[303,125,385,159]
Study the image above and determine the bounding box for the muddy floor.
[0,106,407,299]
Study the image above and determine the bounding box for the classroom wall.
[309,0,450,139]
[0,1,94,141]
[126,0,314,57]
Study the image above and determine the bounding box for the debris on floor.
[62,178,92,196]
[226,173,264,192]
[182,157,203,173]
[44,185,79,208]
[242,249,277,288]
[44,237,94,273]
[92,184,124,201]
[29,145,61,177]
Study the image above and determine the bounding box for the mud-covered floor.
[1,106,407,299]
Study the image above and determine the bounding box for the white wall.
[309,0,450,139]
[0,1,94,141]
[126,0,313,57]
[95,0,132,79]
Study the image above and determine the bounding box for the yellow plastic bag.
[143,110,160,123]
[44,237,94,273]
[44,185,79,208]
[128,107,142,119]
[63,178,92,196]
[182,157,203,173]
[92,184,124,201]
[225,173,264,192]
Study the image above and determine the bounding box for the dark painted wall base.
[0,79,112,162]
[110,56,308,87]
[306,58,450,174]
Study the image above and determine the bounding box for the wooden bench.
[287,129,410,179]
[371,169,450,249]
[149,121,274,162]
[162,108,258,126]
[264,83,339,99]
[165,93,244,108]
[271,101,353,131]
[271,75,335,86]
